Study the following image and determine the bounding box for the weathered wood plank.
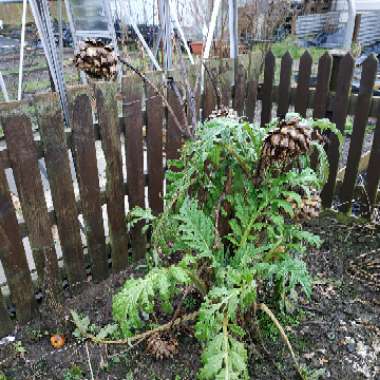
[123,75,146,261]
[245,79,258,123]
[295,51,312,117]
[340,55,378,213]
[95,83,129,272]
[321,53,355,208]
[37,95,86,284]
[0,289,12,337]
[71,93,108,282]
[146,73,164,215]
[0,159,34,323]
[187,64,202,126]
[219,59,234,108]
[234,63,246,116]
[1,111,59,290]
[203,61,218,119]
[277,52,293,118]
[313,52,332,119]
[366,108,380,210]
[260,50,275,127]
[167,76,185,161]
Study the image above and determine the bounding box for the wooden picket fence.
[0,50,380,337]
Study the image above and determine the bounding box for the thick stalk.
[223,312,230,380]
[73,311,198,346]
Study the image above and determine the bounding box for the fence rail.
[0,50,379,336]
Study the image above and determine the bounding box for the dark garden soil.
[0,216,379,380]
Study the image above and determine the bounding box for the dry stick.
[168,77,192,137]
[256,303,305,380]
[75,311,198,346]
[173,36,198,133]
[118,57,191,139]
[203,62,222,109]
[85,342,95,380]
[252,315,289,380]
[170,286,192,326]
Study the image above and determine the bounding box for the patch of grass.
[0,372,10,380]
[24,79,52,93]
[63,365,84,380]
[271,36,327,61]
[300,366,326,380]
[344,118,376,136]
[258,309,306,342]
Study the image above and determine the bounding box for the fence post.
[321,53,354,209]
[329,50,346,93]
[326,49,346,121]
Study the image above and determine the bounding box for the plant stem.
[221,143,252,177]
[223,312,230,380]
[186,270,208,297]
[256,303,305,380]
[84,342,95,380]
[76,311,198,346]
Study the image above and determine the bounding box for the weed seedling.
[63,365,84,380]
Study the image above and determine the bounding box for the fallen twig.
[256,303,305,380]
[84,342,95,380]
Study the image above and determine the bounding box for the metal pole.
[127,0,162,70]
[203,0,222,60]
[58,0,63,62]
[0,72,10,102]
[344,0,356,50]
[228,0,238,58]
[169,0,194,65]
[17,0,28,101]
[228,0,238,81]
[159,0,172,70]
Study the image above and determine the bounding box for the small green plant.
[0,372,9,380]
[300,366,326,380]
[71,311,118,342]
[63,365,84,380]
[344,118,376,137]
[13,341,26,358]
[74,114,340,379]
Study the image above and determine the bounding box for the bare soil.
[0,215,379,380]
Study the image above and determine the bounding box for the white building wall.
[335,0,380,12]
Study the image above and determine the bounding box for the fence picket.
[261,50,275,127]
[167,75,185,161]
[321,53,355,208]
[0,289,12,336]
[37,95,86,284]
[204,61,218,118]
[123,75,147,260]
[187,64,202,125]
[146,73,164,215]
[1,111,59,292]
[295,51,312,117]
[0,160,34,323]
[234,64,246,115]
[340,55,378,212]
[245,79,258,123]
[71,93,108,282]
[313,52,332,119]
[95,83,129,272]
[220,59,234,108]
[366,111,380,210]
[277,52,293,118]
